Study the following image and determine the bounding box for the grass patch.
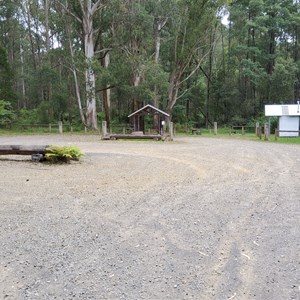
[177,130,300,144]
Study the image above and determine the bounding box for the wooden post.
[102,121,107,136]
[214,122,217,135]
[264,123,269,140]
[255,122,260,136]
[58,121,63,134]
[123,127,126,134]
[257,127,262,139]
[169,122,174,141]
[275,129,278,141]
[242,126,245,135]
[48,123,52,133]
[161,120,166,135]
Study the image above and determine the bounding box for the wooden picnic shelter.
[128,104,170,133]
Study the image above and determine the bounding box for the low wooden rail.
[230,126,255,135]
[275,130,300,140]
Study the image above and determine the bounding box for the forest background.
[0,0,299,131]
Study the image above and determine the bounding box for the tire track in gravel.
[0,135,299,300]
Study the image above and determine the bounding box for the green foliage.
[1,0,300,129]
[172,104,188,124]
[45,145,84,163]
[0,100,15,124]
[269,58,298,102]
[0,46,15,103]
[16,109,39,124]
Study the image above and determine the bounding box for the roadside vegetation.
[0,126,299,145]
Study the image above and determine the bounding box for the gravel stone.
[0,135,299,300]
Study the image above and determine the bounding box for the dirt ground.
[0,135,299,300]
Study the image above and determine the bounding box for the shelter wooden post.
[161,120,166,136]
[214,122,218,135]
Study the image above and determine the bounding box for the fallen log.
[0,145,49,155]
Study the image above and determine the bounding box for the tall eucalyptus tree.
[58,0,106,129]
[165,0,225,117]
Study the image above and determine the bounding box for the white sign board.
[279,116,299,137]
[265,104,300,116]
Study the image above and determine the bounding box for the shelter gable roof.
[128,104,170,118]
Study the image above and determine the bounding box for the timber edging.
[102,134,162,141]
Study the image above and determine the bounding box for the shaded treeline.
[0,0,299,129]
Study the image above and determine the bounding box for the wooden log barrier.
[0,145,48,155]
[107,134,162,140]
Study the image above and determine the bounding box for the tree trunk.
[59,0,105,128]
[20,45,26,108]
[166,71,180,115]
[153,18,167,129]
[80,0,105,130]
[44,0,50,51]
[84,19,97,129]
[101,52,111,130]
[66,13,86,125]
[23,1,37,70]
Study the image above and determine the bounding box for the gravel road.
[0,135,299,300]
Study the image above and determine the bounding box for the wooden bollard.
[264,123,269,140]
[257,127,262,139]
[102,121,107,136]
[58,121,63,134]
[214,122,217,135]
[169,121,174,141]
[255,122,260,136]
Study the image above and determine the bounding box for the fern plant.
[45,145,84,163]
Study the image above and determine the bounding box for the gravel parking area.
[0,135,299,300]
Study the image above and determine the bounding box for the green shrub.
[0,99,15,124]
[45,145,84,163]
